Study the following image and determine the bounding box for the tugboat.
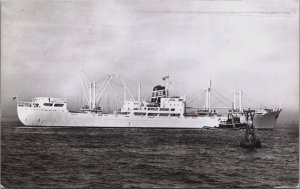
[219,90,281,130]
[219,114,248,129]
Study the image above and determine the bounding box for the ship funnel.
[151,85,166,104]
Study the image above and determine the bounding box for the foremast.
[79,71,114,113]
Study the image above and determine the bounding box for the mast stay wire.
[79,74,89,104]
[120,75,143,100]
[106,77,136,103]
[80,70,91,83]
[186,89,206,103]
[95,74,114,107]
[211,89,233,104]
[242,94,266,108]
[95,80,123,109]
[119,75,139,88]
[239,97,258,108]
[211,88,266,109]
[242,92,266,108]
[78,73,137,108]
[192,100,203,108]
[108,84,123,106]
[213,91,233,105]
[186,90,206,106]
[186,87,232,109]
[211,93,231,107]
[95,75,109,86]
[110,79,124,88]
[95,75,110,99]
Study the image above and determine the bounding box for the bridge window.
[148,113,158,116]
[159,113,169,116]
[43,103,53,106]
[54,104,64,107]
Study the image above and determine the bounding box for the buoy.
[240,110,262,149]
[240,139,261,149]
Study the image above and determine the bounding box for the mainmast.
[88,81,96,110]
[239,90,242,112]
[208,80,211,111]
[205,79,212,111]
[232,90,242,112]
[88,82,92,109]
[138,82,141,102]
[233,91,237,110]
[93,82,96,109]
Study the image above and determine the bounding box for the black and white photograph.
[1,0,299,188]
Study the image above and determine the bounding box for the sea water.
[1,121,298,188]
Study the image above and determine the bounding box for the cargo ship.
[15,74,221,128]
[15,73,281,129]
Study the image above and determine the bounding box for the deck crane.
[119,76,135,102]
[79,71,114,113]
[95,74,114,107]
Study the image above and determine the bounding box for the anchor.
[240,110,262,149]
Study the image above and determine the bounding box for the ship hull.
[253,110,281,129]
[17,107,220,128]
[17,107,281,129]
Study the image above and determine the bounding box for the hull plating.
[17,107,220,128]
[17,107,281,129]
[253,110,281,129]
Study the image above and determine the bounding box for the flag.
[162,75,169,81]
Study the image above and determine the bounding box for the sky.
[1,0,299,123]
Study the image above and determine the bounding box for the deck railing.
[17,101,32,107]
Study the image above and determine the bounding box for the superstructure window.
[148,113,158,116]
[43,103,53,106]
[54,104,64,107]
[159,113,169,116]
[134,112,146,116]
